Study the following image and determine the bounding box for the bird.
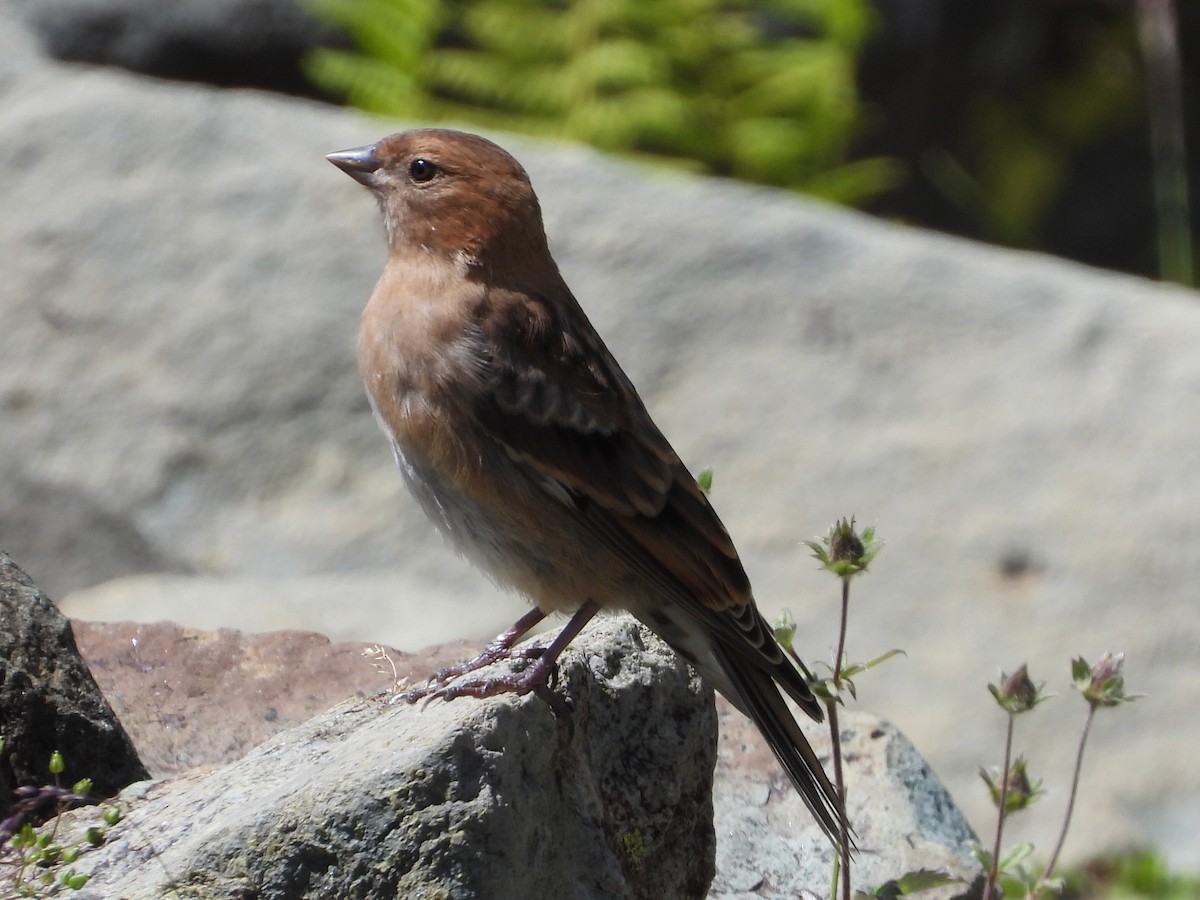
[327,128,846,847]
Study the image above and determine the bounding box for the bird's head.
[328,128,552,278]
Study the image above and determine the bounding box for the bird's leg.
[431,607,550,680]
[399,606,549,702]
[423,601,600,702]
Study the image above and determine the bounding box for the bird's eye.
[408,158,439,183]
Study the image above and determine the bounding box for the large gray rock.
[0,552,148,812]
[711,709,981,899]
[64,616,979,898]
[1,24,1196,866]
[66,618,719,900]
[70,618,477,776]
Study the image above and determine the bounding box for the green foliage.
[809,648,902,704]
[783,517,894,899]
[978,655,1147,900]
[855,868,959,899]
[1,753,117,898]
[1059,850,1200,900]
[973,842,1063,900]
[926,18,1142,248]
[619,829,647,869]
[306,0,898,203]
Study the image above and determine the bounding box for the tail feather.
[713,643,849,851]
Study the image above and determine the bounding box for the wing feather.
[468,282,819,716]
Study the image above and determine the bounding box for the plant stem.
[1041,706,1096,883]
[835,577,851,684]
[985,712,1015,898]
[830,576,852,900]
[826,700,851,900]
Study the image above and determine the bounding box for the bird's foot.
[394,606,549,704]
[410,650,561,704]
[398,600,600,707]
[398,645,552,705]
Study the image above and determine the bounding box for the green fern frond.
[562,40,669,95]
[306,0,890,204]
[459,2,569,60]
[306,50,425,114]
[800,156,904,205]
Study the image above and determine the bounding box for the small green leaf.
[855,869,959,898]
[1070,656,1092,690]
[773,609,797,651]
[12,822,37,848]
[809,677,840,703]
[841,648,906,677]
[61,869,91,890]
[969,842,993,870]
[999,841,1036,871]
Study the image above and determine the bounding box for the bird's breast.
[356,260,491,453]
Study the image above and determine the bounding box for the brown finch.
[328,129,845,846]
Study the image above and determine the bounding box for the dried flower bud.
[1072,652,1137,709]
[829,518,865,563]
[805,517,881,578]
[980,756,1041,813]
[988,663,1046,714]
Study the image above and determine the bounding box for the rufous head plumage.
[327,129,554,281]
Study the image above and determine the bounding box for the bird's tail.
[713,644,849,851]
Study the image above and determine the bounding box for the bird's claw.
[399,647,555,707]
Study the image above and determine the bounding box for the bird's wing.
[469,285,820,718]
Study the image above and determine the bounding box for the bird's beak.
[326,144,381,188]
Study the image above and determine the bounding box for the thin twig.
[831,576,852,900]
[826,700,850,900]
[1041,706,1096,883]
[985,713,1015,898]
[835,578,851,684]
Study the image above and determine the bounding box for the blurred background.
[4,0,1200,893]
[25,0,1200,285]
